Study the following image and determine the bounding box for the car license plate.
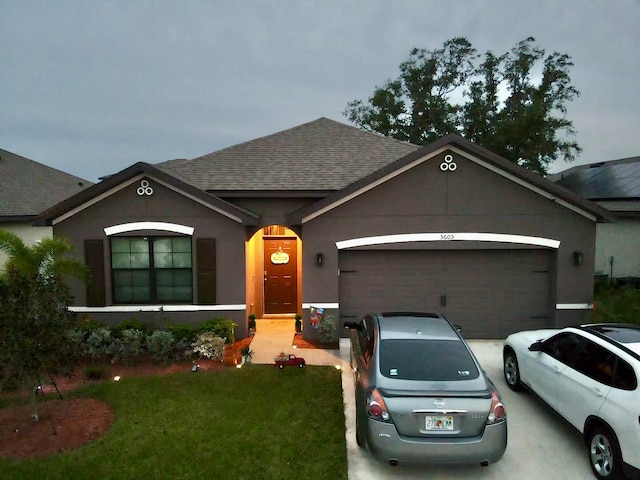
[425,415,454,431]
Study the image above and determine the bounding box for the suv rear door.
[556,337,612,431]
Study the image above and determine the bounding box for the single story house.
[0,148,91,270]
[550,156,640,280]
[36,118,612,340]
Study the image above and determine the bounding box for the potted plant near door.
[295,314,302,333]
[241,346,254,365]
[248,314,257,336]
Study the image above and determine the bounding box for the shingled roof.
[0,148,92,220]
[156,117,420,192]
[551,156,640,200]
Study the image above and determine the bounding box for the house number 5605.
[440,234,455,240]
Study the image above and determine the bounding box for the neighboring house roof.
[0,148,92,221]
[550,156,640,200]
[550,156,640,216]
[288,133,614,225]
[156,117,420,194]
[35,162,259,226]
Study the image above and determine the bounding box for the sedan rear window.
[379,339,479,381]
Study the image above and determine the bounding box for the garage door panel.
[339,249,552,338]
[339,251,443,320]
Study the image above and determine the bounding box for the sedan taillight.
[367,388,391,422]
[487,389,506,424]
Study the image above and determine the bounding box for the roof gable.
[156,117,420,192]
[36,162,259,226]
[287,134,613,224]
[0,148,92,219]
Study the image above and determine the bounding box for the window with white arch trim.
[110,236,192,304]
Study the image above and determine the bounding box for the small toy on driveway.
[274,352,306,369]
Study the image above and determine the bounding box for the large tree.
[344,37,581,175]
[0,230,87,419]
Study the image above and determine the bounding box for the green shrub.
[110,328,145,365]
[66,327,89,358]
[594,284,640,325]
[112,318,148,338]
[77,316,102,331]
[85,327,113,358]
[1,372,20,392]
[198,318,237,344]
[147,330,175,362]
[166,324,196,342]
[318,313,337,343]
[83,363,108,381]
[192,332,226,360]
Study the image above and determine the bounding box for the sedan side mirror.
[343,321,361,331]
[528,341,543,352]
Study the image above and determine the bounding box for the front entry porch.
[248,318,341,366]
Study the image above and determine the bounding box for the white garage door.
[338,249,553,338]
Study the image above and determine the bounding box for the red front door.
[264,238,297,314]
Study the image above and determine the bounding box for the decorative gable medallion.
[137,179,154,196]
[439,154,457,172]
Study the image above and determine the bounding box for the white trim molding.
[336,232,561,250]
[70,304,246,313]
[104,222,194,236]
[302,303,340,309]
[556,303,593,310]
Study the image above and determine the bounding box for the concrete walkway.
[249,318,342,367]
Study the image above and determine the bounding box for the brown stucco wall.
[54,176,250,335]
[299,150,597,336]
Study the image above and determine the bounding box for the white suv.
[503,323,640,479]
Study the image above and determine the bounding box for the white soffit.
[105,222,194,236]
[301,145,597,223]
[336,232,561,250]
[53,173,243,225]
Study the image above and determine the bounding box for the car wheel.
[299,363,304,368]
[589,426,624,479]
[503,349,523,391]
[278,364,284,369]
[355,411,365,448]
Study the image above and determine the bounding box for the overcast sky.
[1,1,639,182]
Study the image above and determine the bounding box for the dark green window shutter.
[197,238,216,304]
[85,239,106,307]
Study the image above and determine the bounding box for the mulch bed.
[292,333,339,350]
[0,398,114,460]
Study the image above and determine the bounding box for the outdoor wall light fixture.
[573,251,584,266]
[316,253,324,266]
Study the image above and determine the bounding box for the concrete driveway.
[340,339,595,480]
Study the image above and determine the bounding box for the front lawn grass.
[0,366,347,480]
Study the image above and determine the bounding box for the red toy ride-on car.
[274,352,306,369]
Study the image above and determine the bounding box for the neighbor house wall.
[595,220,640,279]
[0,223,52,272]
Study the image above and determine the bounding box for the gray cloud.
[1,0,638,181]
